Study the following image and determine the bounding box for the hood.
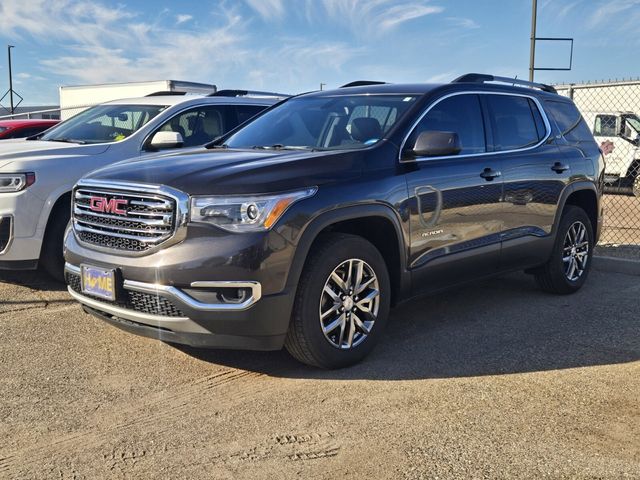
[0,139,110,169]
[86,148,364,195]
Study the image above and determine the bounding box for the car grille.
[66,271,185,318]
[73,186,177,253]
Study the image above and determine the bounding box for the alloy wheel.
[563,221,590,282]
[319,258,380,349]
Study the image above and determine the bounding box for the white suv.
[0,91,283,279]
[582,111,640,196]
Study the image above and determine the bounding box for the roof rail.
[145,91,188,97]
[340,81,388,88]
[208,89,289,98]
[452,73,557,94]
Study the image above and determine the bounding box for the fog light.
[0,216,12,253]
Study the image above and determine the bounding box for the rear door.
[496,94,583,269]
[403,93,504,295]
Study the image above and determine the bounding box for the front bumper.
[65,264,293,349]
[0,189,47,266]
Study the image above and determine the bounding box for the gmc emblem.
[89,196,128,215]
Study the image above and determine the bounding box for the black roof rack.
[452,73,557,94]
[145,91,188,97]
[208,89,289,98]
[340,81,388,88]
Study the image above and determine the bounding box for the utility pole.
[529,0,537,82]
[7,45,15,114]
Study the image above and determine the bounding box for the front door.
[403,93,504,295]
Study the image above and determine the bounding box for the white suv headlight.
[0,173,36,193]
[190,188,317,232]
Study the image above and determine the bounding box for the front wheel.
[534,205,593,294]
[40,204,70,283]
[285,233,391,369]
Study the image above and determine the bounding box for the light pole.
[7,45,15,114]
[529,0,537,82]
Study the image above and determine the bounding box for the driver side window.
[408,94,486,156]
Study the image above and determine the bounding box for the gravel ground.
[0,268,638,479]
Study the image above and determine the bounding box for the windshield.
[224,94,418,150]
[41,104,167,144]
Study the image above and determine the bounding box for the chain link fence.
[555,79,640,259]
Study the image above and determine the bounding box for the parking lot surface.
[0,269,638,479]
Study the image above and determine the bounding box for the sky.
[0,0,639,106]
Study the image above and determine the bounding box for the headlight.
[0,173,36,193]
[190,187,317,232]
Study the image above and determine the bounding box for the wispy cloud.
[377,4,443,30]
[245,0,444,33]
[587,0,640,29]
[176,14,193,24]
[244,0,285,21]
[445,17,479,29]
[0,0,361,94]
[0,0,247,84]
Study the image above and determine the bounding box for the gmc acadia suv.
[64,75,604,368]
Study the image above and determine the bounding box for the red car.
[0,119,59,140]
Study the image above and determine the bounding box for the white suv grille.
[73,187,177,252]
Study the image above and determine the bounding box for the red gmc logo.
[89,196,128,215]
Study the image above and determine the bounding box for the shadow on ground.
[0,269,65,293]
[179,271,640,381]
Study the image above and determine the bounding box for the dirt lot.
[0,268,638,479]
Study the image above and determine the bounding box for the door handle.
[551,162,570,174]
[480,168,501,181]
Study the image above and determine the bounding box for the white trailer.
[58,80,217,120]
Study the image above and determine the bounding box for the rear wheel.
[534,205,593,294]
[285,233,391,369]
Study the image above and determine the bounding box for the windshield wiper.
[46,138,88,145]
[252,144,314,151]
[209,143,229,149]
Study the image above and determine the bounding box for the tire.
[633,174,640,198]
[40,202,71,283]
[534,205,593,295]
[285,233,391,369]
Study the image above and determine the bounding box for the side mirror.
[149,131,184,150]
[410,131,461,158]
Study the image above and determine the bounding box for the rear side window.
[235,105,267,125]
[409,94,486,155]
[544,100,594,143]
[485,95,545,151]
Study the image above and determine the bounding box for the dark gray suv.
[64,74,604,368]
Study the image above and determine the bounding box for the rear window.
[485,95,545,151]
[544,100,594,143]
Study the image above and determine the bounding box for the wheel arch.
[286,204,410,306]
[554,182,600,242]
[39,190,72,256]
